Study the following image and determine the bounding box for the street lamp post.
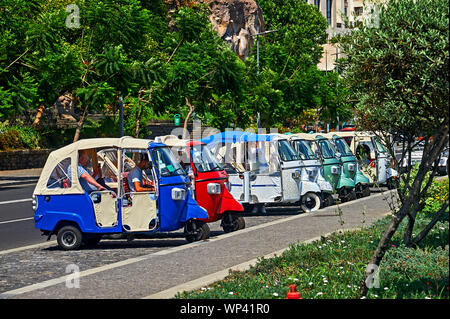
[251,29,278,131]
[118,95,124,137]
[252,29,279,76]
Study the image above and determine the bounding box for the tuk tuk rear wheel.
[301,192,321,213]
[57,225,82,250]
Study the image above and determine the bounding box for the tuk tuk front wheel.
[57,225,83,250]
[222,214,245,233]
[300,192,321,213]
[185,220,210,243]
[387,177,398,190]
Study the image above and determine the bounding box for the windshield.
[374,138,387,153]
[190,144,223,173]
[278,140,301,161]
[152,147,185,177]
[318,139,336,159]
[293,139,317,160]
[334,138,354,156]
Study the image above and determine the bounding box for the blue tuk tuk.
[32,137,209,250]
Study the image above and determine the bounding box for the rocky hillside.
[165,0,265,60]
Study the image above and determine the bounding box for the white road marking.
[0,217,34,225]
[0,198,32,205]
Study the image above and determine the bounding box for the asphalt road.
[0,183,46,251]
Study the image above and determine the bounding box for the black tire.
[185,220,210,243]
[321,192,335,208]
[57,225,83,250]
[222,214,246,233]
[387,177,399,190]
[339,188,356,202]
[362,186,371,197]
[300,192,322,212]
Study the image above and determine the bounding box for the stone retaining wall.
[0,149,53,171]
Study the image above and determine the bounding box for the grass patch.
[176,212,449,299]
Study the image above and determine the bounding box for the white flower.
[347,285,352,288]
[384,287,389,290]
[309,282,313,286]
[360,296,366,299]
[316,292,323,296]
[294,278,299,281]
[229,291,234,295]
[273,293,279,297]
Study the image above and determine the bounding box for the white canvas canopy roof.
[34,136,153,195]
[291,133,318,141]
[155,135,189,147]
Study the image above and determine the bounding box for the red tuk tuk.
[157,136,245,233]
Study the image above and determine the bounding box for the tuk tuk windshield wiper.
[334,138,354,156]
[152,147,186,177]
[191,146,224,173]
[278,140,301,161]
[294,140,317,160]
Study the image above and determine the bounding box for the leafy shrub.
[423,179,449,215]
[0,120,42,150]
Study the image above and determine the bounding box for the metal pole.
[256,35,260,76]
[257,112,260,131]
[119,95,124,137]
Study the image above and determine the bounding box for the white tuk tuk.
[201,131,323,213]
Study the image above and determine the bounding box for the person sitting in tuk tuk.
[127,157,154,192]
[68,151,107,194]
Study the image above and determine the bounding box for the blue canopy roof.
[200,131,247,144]
[200,131,278,144]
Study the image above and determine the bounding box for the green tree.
[244,0,343,128]
[156,4,247,134]
[339,0,449,296]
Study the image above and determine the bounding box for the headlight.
[292,170,301,180]
[331,166,339,175]
[32,195,38,211]
[207,183,221,195]
[171,188,186,200]
[348,164,355,172]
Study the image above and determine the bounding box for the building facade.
[305,0,375,71]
